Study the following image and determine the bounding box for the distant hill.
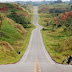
[18,4,33,13]
[15,1,55,6]
[38,3,71,13]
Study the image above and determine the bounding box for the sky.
[0,0,70,2]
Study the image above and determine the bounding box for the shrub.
[0,15,2,30]
[53,24,56,27]
[6,3,14,8]
[57,24,62,28]
[0,31,9,38]
[7,11,28,28]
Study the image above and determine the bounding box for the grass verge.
[39,13,72,64]
[0,13,35,64]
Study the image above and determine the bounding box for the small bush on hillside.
[6,3,14,8]
[49,8,67,14]
[0,31,9,38]
[53,24,56,27]
[7,11,29,28]
[0,15,3,30]
[57,24,62,28]
[64,28,67,31]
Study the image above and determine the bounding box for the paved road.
[0,7,72,72]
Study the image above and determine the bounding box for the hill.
[21,4,33,13]
[15,1,54,6]
[38,3,71,13]
[38,3,72,64]
[0,3,35,64]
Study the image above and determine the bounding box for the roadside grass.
[38,14,46,27]
[0,24,34,64]
[39,12,72,64]
[0,12,35,64]
[0,24,35,64]
[0,24,35,65]
[0,3,35,64]
[1,20,22,44]
[41,28,72,64]
[38,13,56,27]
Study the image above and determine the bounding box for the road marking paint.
[34,59,41,72]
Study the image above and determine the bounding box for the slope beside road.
[0,7,72,72]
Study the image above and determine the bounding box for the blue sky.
[0,0,70,2]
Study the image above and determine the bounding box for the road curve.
[0,7,72,72]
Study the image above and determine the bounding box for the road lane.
[0,6,72,72]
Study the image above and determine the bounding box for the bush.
[57,24,62,28]
[49,8,65,13]
[0,31,9,38]
[7,11,29,28]
[53,24,56,27]
[6,3,14,8]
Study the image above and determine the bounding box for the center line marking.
[34,58,41,72]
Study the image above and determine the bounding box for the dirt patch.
[0,41,12,51]
[0,7,8,11]
[14,24,27,35]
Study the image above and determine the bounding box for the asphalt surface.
[0,7,72,72]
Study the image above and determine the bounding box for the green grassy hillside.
[38,4,72,64]
[38,3,71,13]
[0,3,35,64]
[21,4,33,13]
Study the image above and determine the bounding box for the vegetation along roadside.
[0,3,35,64]
[38,3,72,64]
